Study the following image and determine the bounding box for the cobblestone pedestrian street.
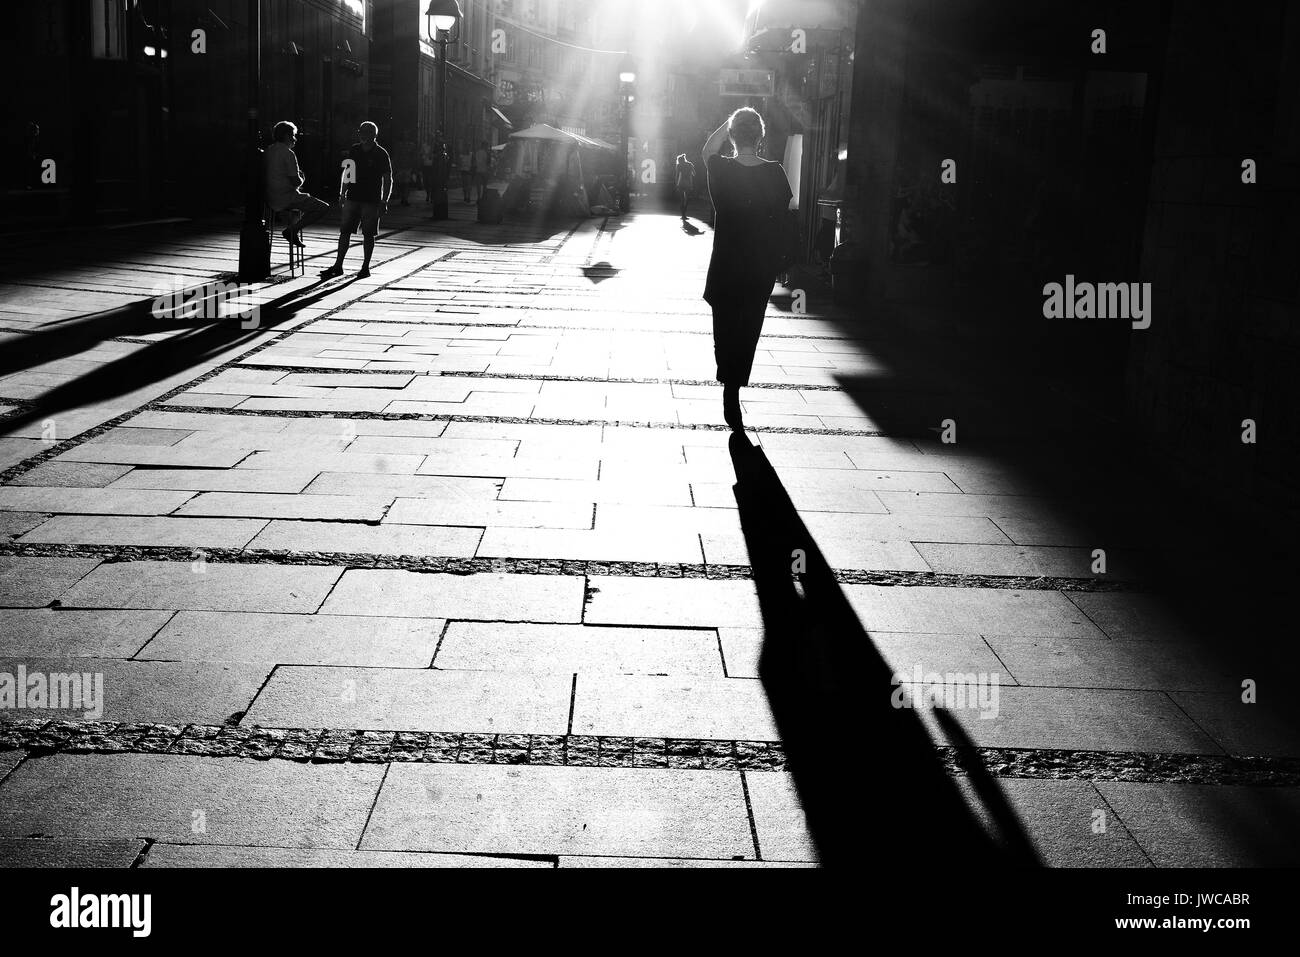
[1,202,1297,868]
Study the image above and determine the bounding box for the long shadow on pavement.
[0,277,357,440]
[728,432,1037,866]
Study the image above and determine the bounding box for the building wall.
[1127,0,1300,526]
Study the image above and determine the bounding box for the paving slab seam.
[2,722,1297,786]
[0,543,1139,591]
[129,839,154,869]
[0,721,789,770]
[0,247,444,485]
[135,404,899,437]
[314,313,860,340]
[233,364,859,392]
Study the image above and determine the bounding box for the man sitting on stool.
[321,121,392,280]
[265,121,328,247]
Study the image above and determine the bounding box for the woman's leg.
[728,289,770,389]
[712,302,748,430]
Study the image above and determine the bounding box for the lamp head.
[618,54,636,84]
[426,0,462,34]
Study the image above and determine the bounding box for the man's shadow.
[681,220,704,236]
[0,277,356,440]
[729,433,1037,866]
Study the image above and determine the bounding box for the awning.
[489,107,514,130]
[509,124,615,151]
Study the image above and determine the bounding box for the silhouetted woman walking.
[702,107,793,430]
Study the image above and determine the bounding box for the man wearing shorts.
[321,121,392,280]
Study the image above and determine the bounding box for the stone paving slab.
[954,778,1150,867]
[386,498,593,530]
[236,451,426,474]
[9,462,134,488]
[0,657,267,725]
[0,753,383,848]
[85,427,192,447]
[1065,592,1193,642]
[126,411,292,433]
[909,686,1221,754]
[175,492,391,522]
[693,481,889,514]
[321,570,584,622]
[0,487,195,516]
[584,576,763,629]
[499,477,693,507]
[1167,692,1299,758]
[844,585,1105,639]
[0,609,173,657]
[874,491,1075,520]
[701,530,930,571]
[280,418,451,439]
[0,557,102,608]
[719,628,1010,683]
[0,437,48,470]
[20,515,267,548]
[346,436,520,457]
[986,637,1234,693]
[55,445,251,468]
[0,837,145,867]
[142,844,552,867]
[436,622,723,676]
[360,764,755,859]
[572,675,780,741]
[0,511,49,541]
[1095,782,1300,866]
[416,453,598,480]
[248,520,482,557]
[915,543,1145,580]
[58,560,341,613]
[162,393,246,409]
[169,433,353,454]
[984,514,1154,548]
[744,771,818,863]
[141,611,442,667]
[108,468,320,493]
[478,527,703,564]
[1,751,24,782]
[244,666,572,733]
[306,472,503,500]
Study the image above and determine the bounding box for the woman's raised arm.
[702,120,730,164]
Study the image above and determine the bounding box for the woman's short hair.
[727,108,765,149]
[273,121,298,143]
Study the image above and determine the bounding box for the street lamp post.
[618,56,636,213]
[237,0,268,281]
[426,0,462,221]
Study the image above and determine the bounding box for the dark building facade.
[370,0,496,165]
[842,0,1300,534]
[6,0,372,224]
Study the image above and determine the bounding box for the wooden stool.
[265,205,304,276]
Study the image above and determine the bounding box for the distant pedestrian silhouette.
[701,108,792,430]
[675,153,696,220]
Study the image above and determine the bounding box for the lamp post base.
[238,218,270,283]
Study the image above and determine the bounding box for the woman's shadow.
[728,432,1037,867]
